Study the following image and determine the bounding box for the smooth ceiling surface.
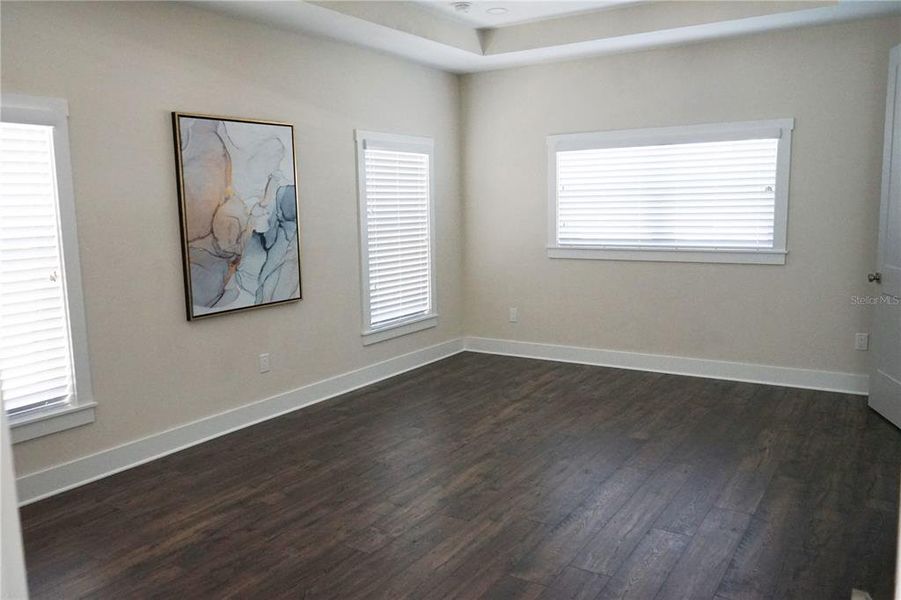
[414,0,637,28]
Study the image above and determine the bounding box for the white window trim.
[2,94,95,443]
[355,130,438,345]
[546,118,794,265]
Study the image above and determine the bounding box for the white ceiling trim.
[484,3,901,71]
[197,1,480,72]
[196,1,901,74]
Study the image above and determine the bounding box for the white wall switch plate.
[509,307,518,323]
[854,333,869,351]
[258,353,271,373]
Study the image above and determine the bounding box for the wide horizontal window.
[547,119,794,264]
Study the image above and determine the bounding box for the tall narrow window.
[547,119,794,264]
[1,95,94,442]
[355,131,436,345]
[0,122,72,413]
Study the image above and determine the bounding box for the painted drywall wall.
[462,17,901,374]
[2,1,463,476]
[4,2,899,482]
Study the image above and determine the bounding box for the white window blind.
[548,120,793,264]
[557,138,779,248]
[0,121,74,415]
[362,146,433,329]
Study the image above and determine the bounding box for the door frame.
[876,44,900,277]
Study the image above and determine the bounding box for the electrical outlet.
[508,307,518,323]
[258,353,271,373]
[854,333,869,351]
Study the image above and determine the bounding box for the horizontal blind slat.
[556,137,780,250]
[363,146,432,329]
[0,121,75,414]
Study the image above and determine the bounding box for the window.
[547,119,794,264]
[355,130,437,345]
[1,95,94,443]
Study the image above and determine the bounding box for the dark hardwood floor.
[19,352,901,599]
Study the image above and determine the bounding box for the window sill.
[9,401,96,444]
[547,247,787,265]
[362,314,438,346]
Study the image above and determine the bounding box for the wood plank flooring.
[19,352,901,599]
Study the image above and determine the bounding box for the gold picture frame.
[172,112,302,320]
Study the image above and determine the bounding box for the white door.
[870,44,901,429]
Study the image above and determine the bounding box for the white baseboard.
[868,369,901,427]
[17,335,868,505]
[16,338,464,505]
[464,337,869,396]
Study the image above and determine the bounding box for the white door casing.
[1,409,29,599]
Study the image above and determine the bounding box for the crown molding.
[194,1,901,73]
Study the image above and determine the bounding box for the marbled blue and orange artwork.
[173,114,301,320]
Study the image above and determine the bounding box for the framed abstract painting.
[172,113,302,320]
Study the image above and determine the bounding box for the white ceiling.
[414,0,638,28]
[196,1,901,74]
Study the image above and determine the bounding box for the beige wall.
[4,3,899,479]
[2,1,463,476]
[462,18,900,373]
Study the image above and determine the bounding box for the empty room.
[2,1,901,598]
